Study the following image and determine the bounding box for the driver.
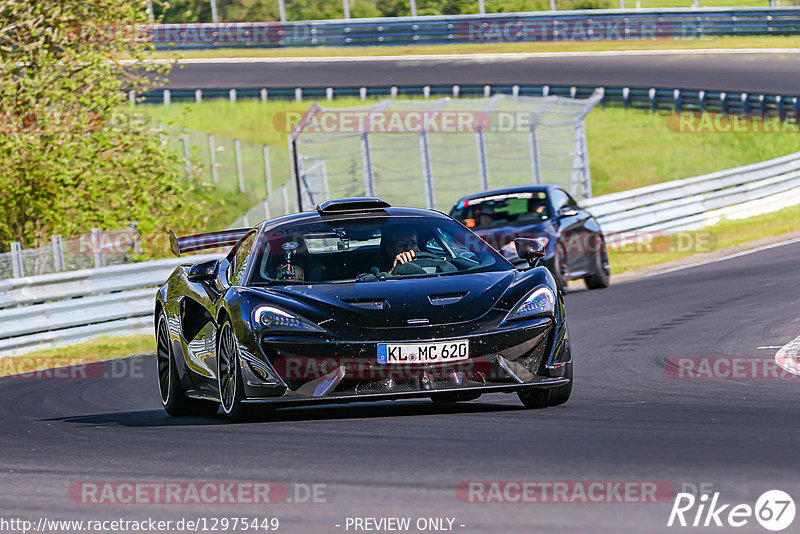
[386,229,419,270]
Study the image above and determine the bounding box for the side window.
[551,189,570,211]
[565,192,579,207]
[228,232,257,286]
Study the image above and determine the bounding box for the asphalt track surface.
[2,240,799,533]
[161,50,800,94]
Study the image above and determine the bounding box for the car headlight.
[504,286,556,321]
[253,306,322,332]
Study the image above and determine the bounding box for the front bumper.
[238,317,571,406]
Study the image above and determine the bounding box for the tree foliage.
[0,0,201,251]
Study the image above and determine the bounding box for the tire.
[584,237,610,290]
[156,312,219,417]
[552,242,570,293]
[217,319,258,422]
[429,392,482,403]
[516,362,572,409]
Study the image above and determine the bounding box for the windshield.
[450,191,551,230]
[247,216,511,285]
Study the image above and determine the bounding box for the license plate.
[377,340,469,364]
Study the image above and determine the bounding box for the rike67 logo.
[668,490,795,531]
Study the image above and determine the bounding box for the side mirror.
[514,238,546,268]
[188,259,218,283]
[558,206,579,217]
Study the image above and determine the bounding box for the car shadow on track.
[43,398,528,427]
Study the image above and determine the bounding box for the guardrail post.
[261,88,268,103]
[512,85,519,97]
[128,90,136,106]
[360,87,367,101]
[793,97,800,123]
[776,96,785,121]
[741,93,749,117]
[623,87,630,109]
[423,86,430,99]
[10,242,23,279]
[91,228,104,269]
[295,88,303,102]
[674,89,682,113]
[229,89,237,103]
[208,134,218,186]
[391,86,398,98]
[484,85,491,97]
[51,236,65,272]
[195,89,202,103]
[326,88,333,101]
[721,92,729,118]
[649,88,656,113]
[453,85,460,98]
[234,139,245,193]
[759,94,767,119]
[163,89,170,106]
[699,90,706,113]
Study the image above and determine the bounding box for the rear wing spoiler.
[168,228,250,257]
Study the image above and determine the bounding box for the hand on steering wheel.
[390,250,438,274]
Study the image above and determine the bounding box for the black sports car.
[450,185,610,291]
[155,198,572,421]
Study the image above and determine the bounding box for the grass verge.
[146,35,800,60]
[608,202,800,274]
[0,335,154,377]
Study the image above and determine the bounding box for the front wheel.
[217,320,259,422]
[156,312,219,417]
[517,362,572,409]
[552,242,570,293]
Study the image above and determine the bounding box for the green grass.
[0,335,154,376]
[146,35,800,60]
[143,99,800,197]
[608,203,800,274]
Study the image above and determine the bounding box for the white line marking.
[123,48,800,66]
[637,236,800,280]
[775,333,800,376]
[758,346,782,349]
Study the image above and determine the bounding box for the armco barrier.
[148,7,800,49]
[139,85,800,123]
[0,254,218,355]
[581,150,800,233]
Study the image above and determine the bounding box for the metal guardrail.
[582,150,800,233]
[149,7,800,49]
[0,255,219,354]
[140,84,800,122]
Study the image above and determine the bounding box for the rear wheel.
[218,320,258,422]
[584,238,610,290]
[517,362,572,409]
[156,312,219,417]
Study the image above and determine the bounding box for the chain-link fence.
[159,124,296,228]
[289,92,602,213]
[0,227,139,280]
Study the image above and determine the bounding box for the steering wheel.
[391,250,455,276]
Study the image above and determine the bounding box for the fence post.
[182,129,192,180]
[208,134,218,186]
[10,242,23,278]
[91,228,104,269]
[475,130,490,191]
[278,0,287,22]
[528,122,541,185]
[52,235,65,272]
[361,133,375,197]
[419,131,435,209]
[282,184,290,215]
[234,139,245,193]
[128,90,136,106]
[263,145,272,196]
[129,222,141,255]
[263,199,271,221]
[478,0,485,14]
